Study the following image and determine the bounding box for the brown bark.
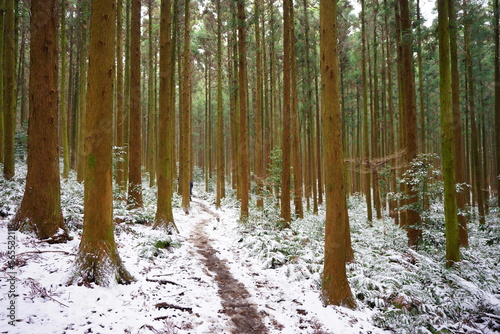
[13,0,70,243]
[116,0,126,198]
[127,0,144,209]
[180,0,192,211]
[281,0,292,225]
[320,0,355,309]
[400,0,421,246]
[237,0,249,219]
[69,0,134,286]
[254,0,264,210]
[495,0,500,207]
[3,0,15,179]
[290,3,303,219]
[448,0,468,246]
[154,0,177,232]
[216,0,225,208]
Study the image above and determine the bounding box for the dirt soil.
[191,202,268,334]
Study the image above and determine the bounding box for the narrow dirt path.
[191,201,268,334]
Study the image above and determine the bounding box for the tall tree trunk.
[68,0,134,286]
[237,0,249,219]
[290,3,304,219]
[116,0,126,199]
[60,0,70,179]
[154,0,177,232]
[320,0,355,309]
[361,0,372,222]
[13,0,70,243]
[180,0,192,212]
[416,0,426,153]
[495,0,500,207]
[127,0,144,209]
[438,0,460,266]
[372,1,382,220]
[281,0,292,225]
[400,0,421,246]
[216,0,225,208]
[254,0,264,210]
[463,0,485,225]
[0,0,5,164]
[147,0,156,188]
[3,0,15,179]
[448,0,468,246]
[76,0,89,183]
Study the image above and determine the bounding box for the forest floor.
[0,194,383,334]
[1,165,499,333]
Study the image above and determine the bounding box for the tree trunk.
[68,0,134,286]
[254,0,264,210]
[12,0,70,243]
[127,0,144,209]
[180,0,192,212]
[320,0,355,309]
[3,0,15,179]
[463,0,485,225]
[0,0,5,164]
[147,0,156,188]
[400,0,421,246]
[361,0,372,222]
[281,0,292,225]
[60,0,70,179]
[115,0,126,199]
[495,0,500,207]
[448,0,468,247]
[216,0,225,208]
[437,0,460,266]
[237,0,249,219]
[290,3,304,219]
[154,0,177,232]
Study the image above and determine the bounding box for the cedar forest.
[0,0,499,333]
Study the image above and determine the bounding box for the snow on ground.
[0,194,383,333]
[1,163,499,334]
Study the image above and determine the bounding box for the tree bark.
[448,0,468,246]
[69,0,134,286]
[12,0,70,243]
[438,0,460,266]
[400,0,421,246]
[155,0,177,232]
[180,0,192,212]
[320,0,355,309]
[127,0,144,209]
[216,0,225,208]
[281,0,292,225]
[3,0,15,179]
[237,0,249,219]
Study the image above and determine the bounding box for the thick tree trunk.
[13,0,70,243]
[155,0,177,232]
[320,0,355,309]
[400,0,421,246]
[438,0,460,266]
[69,0,134,286]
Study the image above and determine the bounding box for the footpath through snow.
[0,198,385,334]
